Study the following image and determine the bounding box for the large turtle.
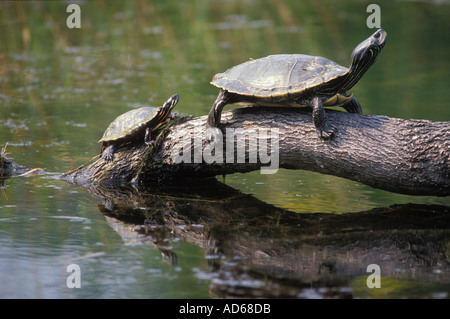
[207,29,387,140]
[99,94,179,161]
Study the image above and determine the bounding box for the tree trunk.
[61,107,450,196]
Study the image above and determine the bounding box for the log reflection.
[86,179,450,298]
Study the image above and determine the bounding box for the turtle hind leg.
[311,96,336,140]
[206,90,230,143]
[101,143,115,162]
[342,97,362,114]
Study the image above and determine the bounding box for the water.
[0,0,449,299]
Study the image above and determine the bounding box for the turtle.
[98,93,179,161]
[207,29,387,140]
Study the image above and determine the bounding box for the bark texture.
[61,107,450,196]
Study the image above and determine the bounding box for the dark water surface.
[0,0,449,298]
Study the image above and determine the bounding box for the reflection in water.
[87,179,450,298]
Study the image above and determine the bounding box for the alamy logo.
[66,264,81,288]
[66,4,81,29]
[366,4,381,29]
[171,127,279,174]
[366,264,381,288]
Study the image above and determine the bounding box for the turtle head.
[160,93,180,116]
[343,29,387,91]
[351,29,387,64]
[153,93,179,125]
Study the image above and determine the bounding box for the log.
[61,107,450,196]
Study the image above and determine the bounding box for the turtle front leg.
[145,128,156,147]
[311,96,336,140]
[206,90,229,143]
[101,143,115,162]
[207,89,229,128]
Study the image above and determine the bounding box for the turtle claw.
[103,153,114,162]
[317,125,336,140]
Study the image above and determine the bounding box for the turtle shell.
[211,54,349,98]
[98,106,160,143]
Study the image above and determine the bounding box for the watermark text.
[366,4,381,28]
[66,263,81,288]
[66,4,81,29]
[366,264,381,288]
[171,127,279,174]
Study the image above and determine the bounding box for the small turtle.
[98,94,179,161]
[207,29,387,140]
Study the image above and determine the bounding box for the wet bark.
[61,107,450,196]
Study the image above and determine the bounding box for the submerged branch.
[1,143,44,178]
